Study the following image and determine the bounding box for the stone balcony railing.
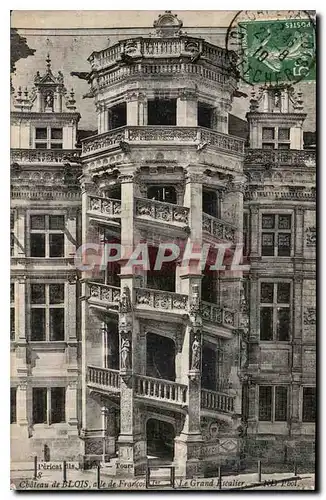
[245,148,316,167]
[89,37,230,71]
[88,195,121,218]
[135,197,189,226]
[135,287,188,313]
[87,366,120,391]
[201,301,236,328]
[88,282,121,307]
[81,126,244,156]
[11,148,81,165]
[135,374,187,406]
[201,388,234,414]
[202,213,236,243]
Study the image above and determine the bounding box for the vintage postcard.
[10,9,316,491]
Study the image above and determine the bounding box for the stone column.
[175,172,203,478]
[126,93,139,126]
[138,94,148,126]
[16,208,25,257]
[116,172,147,476]
[66,381,78,432]
[16,382,29,438]
[176,89,197,127]
[249,207,259,257]
[16,277,29,379]
[102,407,116,460]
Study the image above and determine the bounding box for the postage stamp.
[226,10,316,86]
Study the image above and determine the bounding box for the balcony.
[89,37,230,72]
[245,149,316,167]
[87,366,120,393]
[135,197,189,228]
[81,126,245,157]
[10,148,81,165]
[201,388,234,414]
[135,287,188,316]
[88,195,121,218]
[201,301,236,329]
[202,213,236,243]
[88,282,121,311]
[135,374,187,407]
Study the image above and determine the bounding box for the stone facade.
[11,11,315,477]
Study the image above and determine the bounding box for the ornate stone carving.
[304,307,316,325]
[135,288,188,311]
[120,336,131,371]
[135,198,189,225]
[191,335,201,371]
[119,286,132,313]
[306,226,316,246]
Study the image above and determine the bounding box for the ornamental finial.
[46,53,51,72]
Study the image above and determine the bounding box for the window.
[11,388,17,424]
[147,186,177,204]
[262,127,291,149]
[243,212,250,256]
[30,215,65,257]
[203,190,219,218]
[35,127,63,149]
[198,102,213,129]
[260,282,291,341]
[10,211,15,256]
[261,214,292,256]
[11,284,15,341]
[148,99,176,126]
[109,103,126,130]
[302,387,316,422]
[30,284,65,341]
[259,386,288,422]
[32,387,65,424]
[201,271,218,303]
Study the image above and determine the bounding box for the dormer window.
[35,127,63,149]
[262,127,290,150]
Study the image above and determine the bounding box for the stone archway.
[146,418,175,461]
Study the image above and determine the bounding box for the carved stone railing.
[88,195,121,217]
[89,37,230,72]
[135,287,188,313]
[82,126,244,155]
[201,388,234,413]
[88,282,121,306]
[95,63,228,90]
[11,148,81,164]
[135,374,187,405]
[245,149,316,167]
[201,301,236,328]
[202,213,236,243]
[87,366,120,391]
[135,197,189,226]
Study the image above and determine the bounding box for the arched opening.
[104,322,119,370]
[202,345,217,391]
[146,333,175,381]
[147,185,177,204]
[146,418,175,461]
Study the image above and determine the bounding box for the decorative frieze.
[89,282,121,305]
[88,195,121,216]
[306,226,316,246]
[202,213,236,243]
[135,197,189,225]
[11,148,81,164]
[82,126,244,156]
[135,287,188,312]
[201,301,235,328]
[303,307,316,325]
[245,148,316,167]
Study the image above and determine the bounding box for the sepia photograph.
[10,8,316,491]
